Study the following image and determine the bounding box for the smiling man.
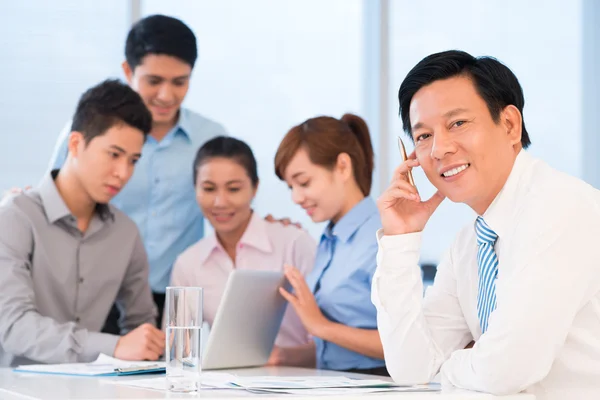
[47,15,228,328]
[0,80,165,367]
[372,50,600,399]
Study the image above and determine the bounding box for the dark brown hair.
[193,136,258,186]
[274,113,374,196]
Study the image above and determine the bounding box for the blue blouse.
[306,196,385,371]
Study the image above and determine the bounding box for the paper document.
[106,373,244,391]
[245,386,439,395]
[109,373,440,394]
[14,354,166,376]
[226,376,438,392]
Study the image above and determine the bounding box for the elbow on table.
[0,324,24,357]
[387,362,438,386]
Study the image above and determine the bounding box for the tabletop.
[0,366,535,400]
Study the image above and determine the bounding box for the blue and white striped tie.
[475,216,499,333]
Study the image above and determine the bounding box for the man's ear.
[502,105,523,147]
[335,152,353,181]
[122,61,133,84]
[67,131,85,158]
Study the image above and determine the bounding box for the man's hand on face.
[377,155,445,236]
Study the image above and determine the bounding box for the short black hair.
[193,136,259,187]
[125,14,197,70]
[398,50,531,149]
[71,79,152,143]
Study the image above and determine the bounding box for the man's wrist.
[377,229,422,249]
[82,331,120,362]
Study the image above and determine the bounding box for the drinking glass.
[165,287,203,392]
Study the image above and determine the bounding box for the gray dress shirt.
[0,172,157,367]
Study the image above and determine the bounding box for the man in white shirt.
[372,50,600,399]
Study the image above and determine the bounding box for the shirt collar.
[196,211,273,265]
[324,196,378,244]
[239,212,273,253]
[39,170,113,224]
[39,170,71,223]
[151,108,192,146]
[482,150,533,239]
[173,108,192,142]
[196,234,221,265]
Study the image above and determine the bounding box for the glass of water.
[165,287,203,392]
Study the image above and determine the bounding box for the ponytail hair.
[274,113,375,196]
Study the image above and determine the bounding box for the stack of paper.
[216,375,438,394]
[108,373,439,394]
[224,375,438,395]
[13,354,166,376]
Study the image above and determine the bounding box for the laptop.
[201,269,290,370]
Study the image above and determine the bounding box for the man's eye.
[416,133,431,142]
[453,120,467,128]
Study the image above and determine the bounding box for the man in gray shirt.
[0,79,165,367]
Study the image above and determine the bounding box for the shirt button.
[75,317,80,323]
[79,277,84,284]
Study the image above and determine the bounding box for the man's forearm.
[1,310,119,364]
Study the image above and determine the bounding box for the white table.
[0,366,534,400]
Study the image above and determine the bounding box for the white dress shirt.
[372,150,600,400]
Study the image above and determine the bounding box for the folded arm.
[372,231,472,384]
[441,214,600,394]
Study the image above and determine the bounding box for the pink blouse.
[171,212,316,347]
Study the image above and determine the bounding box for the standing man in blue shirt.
[48,15,227,329]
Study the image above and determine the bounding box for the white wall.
[0,1,128,190]
[0,0,590,264]
[388,0,583,265]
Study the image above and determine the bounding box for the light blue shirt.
[47,107,227,293]
[306,196,385,371]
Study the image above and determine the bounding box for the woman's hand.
[279,265,329,337]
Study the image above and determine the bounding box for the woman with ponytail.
[269,114,387,375]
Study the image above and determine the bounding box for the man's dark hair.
[398,50,531,149]
[193,136,259,187]
[125,14,197,70]
[71,79,152,143]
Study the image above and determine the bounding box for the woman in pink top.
[170,136,316,348]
